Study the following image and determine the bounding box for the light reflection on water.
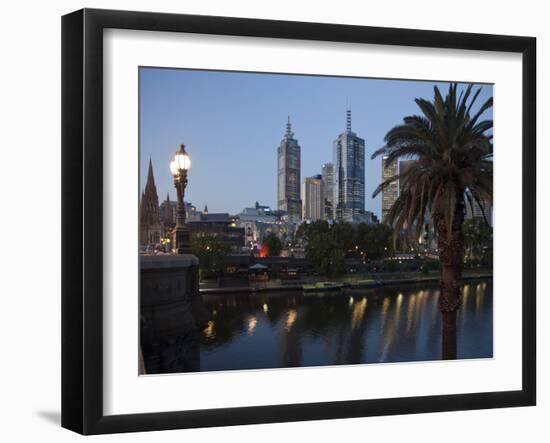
[198,280,493,372]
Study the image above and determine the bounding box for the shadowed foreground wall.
[140,255,210,374]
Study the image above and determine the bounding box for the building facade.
[381,156,398,223]
[277,117,302,222]
[185,202,200,222]
[321,162,334,220]
[187,212,245,251]
[333,110,365,220]
[139,159,162,247]
[159,193,175,231]
[237,202,291,250]
[465,197,493,226]
[302,175,324,221]
[342,210,378,225]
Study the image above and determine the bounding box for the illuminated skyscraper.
[381,156,398,223]
[277,117,302,222]
[333,110,365,220]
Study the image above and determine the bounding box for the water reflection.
[247,316,258,335]
[285,309,297,332]
[351,298,367,330]
[204,320,215,340]
[143,280,493,373]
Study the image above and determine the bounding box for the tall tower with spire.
[277,117,302,222]
[333,109,365,220]
[140,159,162,247]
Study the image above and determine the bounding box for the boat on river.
[302,281,344,293]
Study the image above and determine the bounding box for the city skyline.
[140,68,493,218]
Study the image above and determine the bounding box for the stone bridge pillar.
[140,255,210,374]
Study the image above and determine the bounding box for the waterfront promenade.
[199,271,493,295]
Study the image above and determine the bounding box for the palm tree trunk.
[436,205,465,360]
[441,310,457,359]
[440,261,460,359]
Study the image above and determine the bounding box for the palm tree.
[372,83,493,359]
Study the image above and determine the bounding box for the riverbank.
[199,272,493,295]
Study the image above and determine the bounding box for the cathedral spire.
[145,158,157,192]
[204,204,208,214]
[140,158,161,246]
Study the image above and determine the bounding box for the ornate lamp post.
[169,144,192,254]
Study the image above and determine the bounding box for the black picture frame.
[62,8,536,435]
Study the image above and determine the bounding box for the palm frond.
[374,82,493,242]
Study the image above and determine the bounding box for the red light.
[259,243,268,258]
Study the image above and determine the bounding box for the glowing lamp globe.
[169,160,178,176]
[175,150,191,170]
[170,144,191,176]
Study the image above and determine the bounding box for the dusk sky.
[139,68,493,218]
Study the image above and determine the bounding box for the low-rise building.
[187,212,245,251]
[341,211,378,225]
[237,201,294,249]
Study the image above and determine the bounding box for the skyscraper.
[333,109,365,220]
[140,159,162,246]
[321,162,334,220]
[302,175,324,221]
[381,156,398,223]
[277,117,302,222]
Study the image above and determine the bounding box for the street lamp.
[170,144,192,254]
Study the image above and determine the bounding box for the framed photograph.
[62,8,536,434]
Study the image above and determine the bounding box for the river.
[198,279,493,372]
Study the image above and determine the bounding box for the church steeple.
[203,204,208,214]
[140,158,161,246]
[145,158,157,192]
